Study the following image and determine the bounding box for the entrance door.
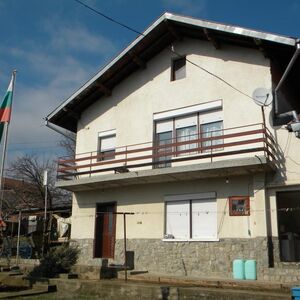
[94,202,116,258]
[277,191,300,262]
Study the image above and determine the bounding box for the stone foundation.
[72,237,300,282]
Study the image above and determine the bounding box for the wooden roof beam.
[96,82,112,97]
[129,53,146,69]
[254,38,269,58]
[62,107,80,120]
[203,28,220,49]
[165,20,182,41]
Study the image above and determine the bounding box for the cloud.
[162,0,207,15]
[0,19,118,162]
[291,1,300,10]
[50,26,116,56]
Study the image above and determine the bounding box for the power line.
[73,0,142,35]
[69,206,300,219]
[73,0,256,102]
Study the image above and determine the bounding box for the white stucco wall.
[70,37,300,241]
[71,175,268,240]
[76,38,270,153]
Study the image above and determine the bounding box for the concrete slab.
[57,156,275,191]
[0,286,51,299]
[49,277,290,300]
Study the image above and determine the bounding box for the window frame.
[175,125,198,156]
[97,131,116,162]
[200,120,224,153]
[229,196,250,216]
[171,56,186,81]
[154,111,223,164]
[163,193,218,242]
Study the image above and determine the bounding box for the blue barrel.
[245,260,257,280]
[233,259,245,280]
[291,287,300,299]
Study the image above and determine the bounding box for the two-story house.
[46,13,300,282]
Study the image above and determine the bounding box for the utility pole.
[42,170,48,256]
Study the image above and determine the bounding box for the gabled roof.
[46,12,299,132]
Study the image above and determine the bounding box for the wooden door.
[94,202,116,258]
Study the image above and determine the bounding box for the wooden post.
[114,212,134,282]
[123,213,127,282]
[16,210,21,265]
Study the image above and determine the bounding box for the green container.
[245,259,257,280]
[233,259,245,280]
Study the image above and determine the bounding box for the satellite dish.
[252,88,273,106]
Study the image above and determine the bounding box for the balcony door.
[94,202,116,258]
[156,131,173,168]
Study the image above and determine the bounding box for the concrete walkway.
[117,271,294,292]
[49,277,291,300]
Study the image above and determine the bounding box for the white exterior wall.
[71,175,268,240]
[72,38,300,241]
[77,39,270,153]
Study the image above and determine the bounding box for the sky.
[0,0,300,163]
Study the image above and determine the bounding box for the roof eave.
[46,12,297,130]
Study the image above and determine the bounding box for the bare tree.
[58,137,76,158]
[6,154,71,211]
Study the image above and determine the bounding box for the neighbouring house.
[46,13,300,282]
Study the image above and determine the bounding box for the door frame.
[93,201,117,259]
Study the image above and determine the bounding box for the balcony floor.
[56,155,276,192]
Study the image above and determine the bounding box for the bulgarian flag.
[0,73,16,143]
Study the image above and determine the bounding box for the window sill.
[162,238,219,242]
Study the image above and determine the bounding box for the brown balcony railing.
[57,123,276,181]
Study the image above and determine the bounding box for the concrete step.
[59,273,79,279]
[0,286,52,299]
[33,283,57,292]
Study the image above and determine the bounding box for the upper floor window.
[171,57,186,81]
[98,130,116,161]
[153,100,223,167]
[154,112,223,163]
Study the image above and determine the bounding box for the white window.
[176,126,197,154]
[175,115,197,155]
[166,201,189,239]
[165,193,217,240]
[201,121,223,151]
[156,131,172,168]
[98,130,116,161]
[154,104,223,165]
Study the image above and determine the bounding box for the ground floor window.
[164,193,217,240]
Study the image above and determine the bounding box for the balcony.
[56,123,277,191]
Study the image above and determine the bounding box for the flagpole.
[0,70,17,213]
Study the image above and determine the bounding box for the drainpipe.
[274,39,300,121]
[44,118,76,141]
